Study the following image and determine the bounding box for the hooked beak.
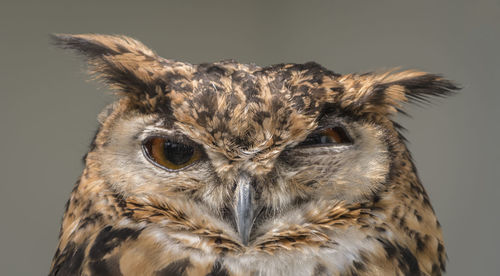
[233,173,256,246]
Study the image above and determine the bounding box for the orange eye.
[143,137,201,170]
[299,126,352,147]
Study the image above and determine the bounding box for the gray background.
[1,1,498,275]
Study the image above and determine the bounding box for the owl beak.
[233,173,255,246]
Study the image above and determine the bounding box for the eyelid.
[139,130,198,145]
[319,123,353,138]
[296,124,353,148]
[139,127,185,141]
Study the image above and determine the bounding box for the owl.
[49,34,457,276]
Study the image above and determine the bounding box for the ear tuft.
[388,73,459,104]
[337,70,460,116]
[51,33,156,59]
[51,33,172,103]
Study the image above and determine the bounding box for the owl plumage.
[49,34,457,276]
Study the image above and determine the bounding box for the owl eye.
[299,126,352,147]
[142,137,201,170]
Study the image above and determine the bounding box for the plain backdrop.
[1,1,498,275]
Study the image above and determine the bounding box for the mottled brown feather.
[49,34,457,276]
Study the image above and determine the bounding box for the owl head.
[53,34,456,272]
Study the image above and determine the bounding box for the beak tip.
[241,236,249,246]
[234,173,255,246]
[236,210,253,246]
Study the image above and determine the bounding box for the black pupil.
[163,141,194,165]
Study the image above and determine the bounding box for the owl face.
[51,34,457,275]
[90,59,394,245]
